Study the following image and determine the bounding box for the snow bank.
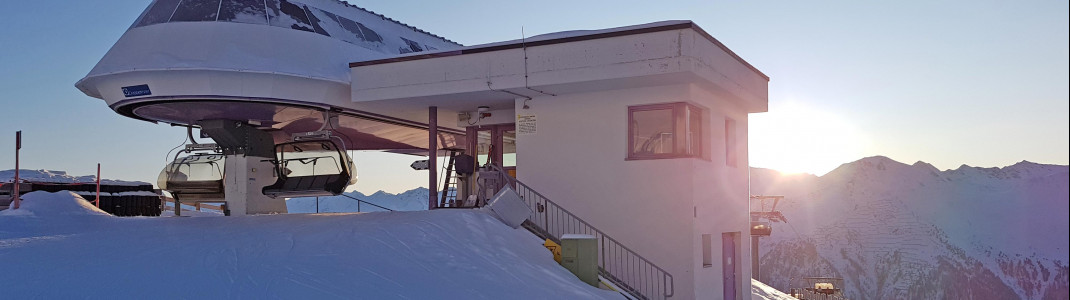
[0,191,111,217]
[752,279,795,300]
[0,192,614,299]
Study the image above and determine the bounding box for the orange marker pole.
[95,163,101,208]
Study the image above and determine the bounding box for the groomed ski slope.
[0,191,615,299]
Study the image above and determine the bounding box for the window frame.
[626,102,705,161]
[725,118,737,167]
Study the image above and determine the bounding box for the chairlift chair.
[751,221,773,236]
[262,134,357,198]
[750,195,787,237]
[158,144,225,212]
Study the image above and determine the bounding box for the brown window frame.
[627,102,705,161]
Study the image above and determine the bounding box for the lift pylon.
[750,195,787,281]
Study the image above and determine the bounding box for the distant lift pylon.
[750,195,788,281]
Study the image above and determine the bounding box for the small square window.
[627,102,704,160]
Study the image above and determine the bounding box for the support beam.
[752,236,760,281]
[428,106,438,210]
[198,119,284,215]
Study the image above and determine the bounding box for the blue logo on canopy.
[121,84,152,97]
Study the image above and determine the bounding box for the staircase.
[480,165,675,300]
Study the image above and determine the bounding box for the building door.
[466,123,517,202]
[723,232,738,300]
[467,124,516,176]
[497,125,516,178]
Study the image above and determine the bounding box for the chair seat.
[263,174,347,197]
[167,180,224,194]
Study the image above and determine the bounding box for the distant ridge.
[0,169,150,186]
[750,156,1069,299]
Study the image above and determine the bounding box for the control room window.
[628,102,704,160]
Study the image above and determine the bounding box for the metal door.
[723,232,737,300]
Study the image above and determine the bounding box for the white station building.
[77,1,769,299]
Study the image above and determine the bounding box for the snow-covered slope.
[0,191,615,299]
[0,191,111,217]
[752,156,1069,299]
[752,278,795,300]
[1,169,150,186]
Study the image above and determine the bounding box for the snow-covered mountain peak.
[752,157,1069,299]
[946,160,1068,181]
[0,169,150,186]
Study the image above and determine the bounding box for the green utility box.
[561,234,599,287]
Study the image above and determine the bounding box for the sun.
[748,102,870,175]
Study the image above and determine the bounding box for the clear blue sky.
[1,0,1067,193]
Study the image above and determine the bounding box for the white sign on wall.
[517,114,537,135]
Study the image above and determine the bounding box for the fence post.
[12,131,21,209]
[95,163,101,208]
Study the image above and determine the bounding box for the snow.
[0,191,615,299]
[751,279,795,300]
[561,234,596,240]
[379,20,694,61]
[0,191,110,217]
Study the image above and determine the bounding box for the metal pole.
[12,131,21,210]
[316,196,319,213]
[95,163,101,208]
[428,106,438,210]
[752,236,760,281]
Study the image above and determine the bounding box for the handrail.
[337,193,395,212]
[484,164,674,300]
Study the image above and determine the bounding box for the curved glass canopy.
[132,0,454,55]
[158,153,226,202]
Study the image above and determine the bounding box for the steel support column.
[428,106,438,210]
[752,236,760,281]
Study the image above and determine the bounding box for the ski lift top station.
[76,0,769,299]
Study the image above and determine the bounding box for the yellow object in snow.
[543,239,562,263]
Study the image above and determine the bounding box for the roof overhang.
[349,21,769,113]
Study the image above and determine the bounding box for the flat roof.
[349,20,768,81]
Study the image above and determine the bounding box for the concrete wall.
[516,84,699,299]
[514,83,753,299]
[687,84,753,299]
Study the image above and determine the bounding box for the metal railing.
[337,193,395,212]
[483,164,674,300]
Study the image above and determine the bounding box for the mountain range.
[751,156,1068,299]
[286,188,433,213]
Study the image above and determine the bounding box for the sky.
[0,0,1067,193]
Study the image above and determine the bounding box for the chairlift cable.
[337,193,394,211]
[164,130,190,164]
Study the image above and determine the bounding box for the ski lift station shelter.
[75,0,769,299]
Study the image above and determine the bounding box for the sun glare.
[749,102,871,175]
